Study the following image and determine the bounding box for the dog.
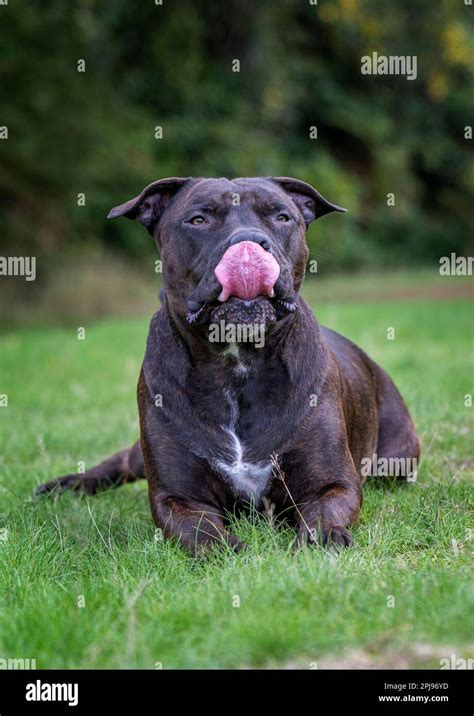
[36,177,420,554]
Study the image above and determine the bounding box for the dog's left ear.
[107,177,190,233]
[271,177,346,226]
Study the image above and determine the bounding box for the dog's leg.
[35,441,145,496]
[375,365,420,468]
[151,495,244,557]
[293,481,362,549]
[281,413,363,550]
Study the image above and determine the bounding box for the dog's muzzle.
[185,236,298,326]
[214,240,280,302]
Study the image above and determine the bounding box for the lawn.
[0,272,472,669]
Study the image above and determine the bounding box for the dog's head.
[108,177,345,333]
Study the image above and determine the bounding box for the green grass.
[0,273,472,669]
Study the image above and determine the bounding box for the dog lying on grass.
[36,177,420,555]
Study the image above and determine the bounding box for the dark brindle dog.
[36,177,420,554]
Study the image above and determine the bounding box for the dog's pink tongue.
[215,241,280,302]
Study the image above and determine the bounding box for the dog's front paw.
[294,525,353,551]
[195,532,247,558]
[225,534,247,553]
[321,525,352,548]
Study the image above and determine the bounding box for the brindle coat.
[36,177,420,554]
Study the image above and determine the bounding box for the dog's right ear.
[107,177,189,233]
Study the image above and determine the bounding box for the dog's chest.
[213,384,273,504]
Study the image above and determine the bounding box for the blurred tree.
[0,0,472,271]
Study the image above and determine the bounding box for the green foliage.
[0,1,473,269]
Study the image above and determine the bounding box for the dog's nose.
[229,230,272,251]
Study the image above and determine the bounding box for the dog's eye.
[276,213,290,222]
[189,216,206,225]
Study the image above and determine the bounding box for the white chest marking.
[213,390,272,502]
[224,343,250,375]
